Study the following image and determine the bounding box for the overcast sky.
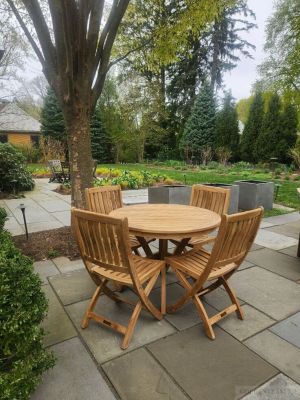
[12,0,275,102]
[223,0,274,100]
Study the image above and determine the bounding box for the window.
[0,135,8,143]
[31,135,40,147]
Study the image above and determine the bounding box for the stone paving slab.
[31,337,116,400]
[39,199,71,213]
[249,243,264,252]
[230,267,300,320]
[203,287,245,311]
[27,220,64,233]
[4,197,58,224]
[150,283,216,331]
[52,257,85,273]
[147,325,277,400]
[263,212,300,226]
[103,348,188,400]
[34,260,60,285]
[279,245,298,258]
[254,229,298,250]
[49,269,96,305]
[66,296,175,364]
[240,260,255,270]
[217,304,275,341]
[52,210,71,226]
[270,312,300,349]
[42,285,77,347]
[245,330,300,384]
[246,248,300,281]
[4,216,24,235]
[264,220,300,239]
[242,374,300,400]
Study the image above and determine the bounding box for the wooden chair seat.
[90,256,164,285]
[187,234,216,248]
[166,249,236,280]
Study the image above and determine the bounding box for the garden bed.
[13,227,80,261]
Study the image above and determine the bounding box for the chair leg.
[161,267,166,315]
[193,295,216,340]
[133,248,141,256]
[121,301,143,350]
[221,276,244,320]
[81,280,106,328]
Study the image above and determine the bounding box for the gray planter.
[203,183,239,214]
[234,180,274,210]
[148,185,192,205]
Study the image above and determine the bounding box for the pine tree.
[90,108,112,163]
[256,93,281,162]
[40,88,66,144]
[276,103,298,163]
[180,81,216,162]
[240,92,264,162]
[215,92,240,160]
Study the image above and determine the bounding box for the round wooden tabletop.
[109,204,221,239]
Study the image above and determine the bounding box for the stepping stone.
[263,212,300,227]
[103,348,188,400]
[246,248,300,281]
[239,260,255,270]
[270,311,300,349]
[150,283,216,331]
[245,331,300,384]
[147,325,277,400]
[242,374,300,400]
[42,285,77,347]
[53,210,71,226]
[49,269,96,305]
[53,257,85,273]
[254,229,298,250]
[280,245,298,258]
[66,296,175,364]
[217,304,275,341]
[230,267,300,320]
[265,220,300,239]
[34,260,60,285]
[31,337,116,400]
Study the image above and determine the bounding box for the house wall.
[8,133,31,146]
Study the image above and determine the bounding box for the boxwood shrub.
[0,217,55,399]
[0,143,35,194]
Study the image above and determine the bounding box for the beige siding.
[8,133,31,146]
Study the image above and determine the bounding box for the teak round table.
[109,204,221,259]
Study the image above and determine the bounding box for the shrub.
[12,144,41,163]
[0,208,7,231]
[0,144,35,194]
[0,229,55,399]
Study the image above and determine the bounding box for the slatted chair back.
[207,207,263,274]
[85,185,123,214]
[190,185,230,216]
[72,208,132,276]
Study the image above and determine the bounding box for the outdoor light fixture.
[18,203,29,240]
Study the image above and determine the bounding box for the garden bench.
[48,160,70,183]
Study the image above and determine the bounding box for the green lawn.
[28,162,300,216]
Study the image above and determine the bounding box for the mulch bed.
[13,226,81,261]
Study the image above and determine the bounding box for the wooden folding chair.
[85,185,154,257]
[72,208,166,349]
[166,207,263,340]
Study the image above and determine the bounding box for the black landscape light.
[18,203,29,240]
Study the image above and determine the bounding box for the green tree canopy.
[40,88,66,144]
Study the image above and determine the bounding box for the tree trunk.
[64,108,93,209]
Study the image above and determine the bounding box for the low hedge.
[0,210,55,399]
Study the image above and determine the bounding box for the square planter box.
[203,183,239,214]
[148,185,192,205]
[234,180,274,210]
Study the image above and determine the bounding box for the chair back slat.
[209,208,263,270]
[85,185,123,214]
[72,208,132,274]
[190,185,230,215]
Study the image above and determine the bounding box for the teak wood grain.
[72,208,166,350]
[166,207,263,340]
[109,204,221,240]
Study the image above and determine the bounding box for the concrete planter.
[148,185,192,205]
[234,180,274,210]
[203,183,239,214]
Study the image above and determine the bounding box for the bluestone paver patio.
[3,180,300,399]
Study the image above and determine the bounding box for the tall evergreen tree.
[40,88,66,144]
[276,103,298,163]
[216,92,240,160]
[90,108,112,163]
[256,93,281,161]
[240,92,264,162]
[180,81,216,162]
